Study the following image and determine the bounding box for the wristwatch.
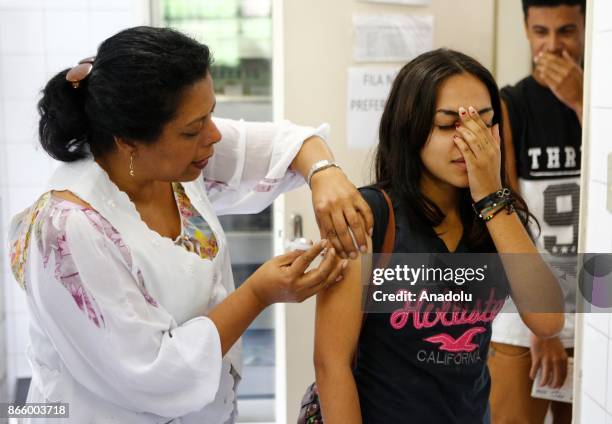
[307,159,341,187]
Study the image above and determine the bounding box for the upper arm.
[501,100,520,193]
[314,239,371,367]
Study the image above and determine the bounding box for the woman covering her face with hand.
[8,26,372,423]
[313,49,564,424]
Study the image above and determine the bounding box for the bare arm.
[484,210,564,338]
[454,106,564,339]
[289,135,334,177]
[210,242,346,355]
[207,283,267,356]
[500,100,565,340]
[313,242,371,423]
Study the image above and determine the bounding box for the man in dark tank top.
[489,1,585,423]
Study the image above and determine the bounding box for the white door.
[573,0,612,421]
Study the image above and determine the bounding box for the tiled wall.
[579,0,612,422]
[0,0,149,402]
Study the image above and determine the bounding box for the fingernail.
[459,107,467,116]
[335,275,343,282]
[349,252,357,259]
[341,260,349,269]
[468,106,477,115]
[329,248,336,256]
[368,227,373,237]
[360,245,367,253]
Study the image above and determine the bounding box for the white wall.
[0,0,150,402]
[494,0,531,88]
[576,0,612,422]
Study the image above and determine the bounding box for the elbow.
[313,351,351,383]
[313,352,331,379]
[526,313,565,339]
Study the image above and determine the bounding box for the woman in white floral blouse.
[8,26,372,423]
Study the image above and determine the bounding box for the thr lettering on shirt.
[527,146,579,170]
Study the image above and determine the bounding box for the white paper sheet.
[531,357,574,403]
[360,0,431,5]
[353,15,434,62]
[347,67,399,150]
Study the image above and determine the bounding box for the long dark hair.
[38,26,212,162]
[374,48,536,250]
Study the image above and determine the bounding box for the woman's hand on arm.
[290,136,374,260]
[453,106,564,338]
[208,240,348,355]
[314,241,370,424]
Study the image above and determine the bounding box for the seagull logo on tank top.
[423,327,486,352]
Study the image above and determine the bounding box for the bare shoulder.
[51,190,93,209]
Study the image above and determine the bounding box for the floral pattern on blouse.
[10,192,50,291]
[11,195,159,327]
[40,202,107,327]
[173,183,219,260]
[10,184,218,327]
[80,207,159,308]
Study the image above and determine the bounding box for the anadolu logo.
[579,254,612,308]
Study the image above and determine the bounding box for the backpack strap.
[377,189,396,258]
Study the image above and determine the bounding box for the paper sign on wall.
[353,15,433,62]
[347,67,399,150]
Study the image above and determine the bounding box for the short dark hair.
[375,49,536,251]
[38,26,212,162]
[522,0,586,19]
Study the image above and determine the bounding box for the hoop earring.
[129,154,135,177]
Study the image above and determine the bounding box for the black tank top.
[501,76,581,182]
[354,188,509,423]
[501,76,580,315]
